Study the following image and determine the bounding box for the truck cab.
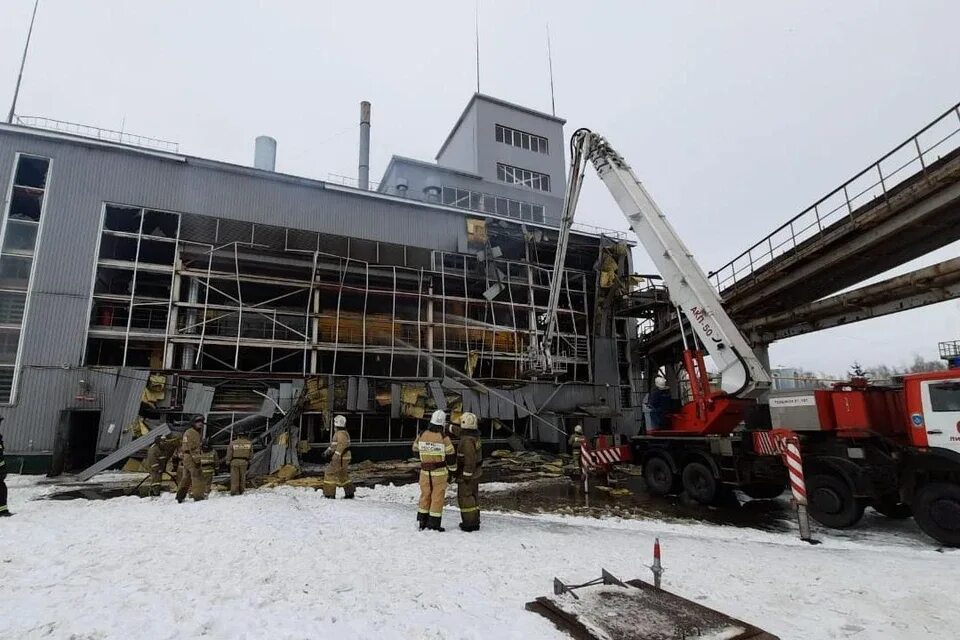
[900,370,960,545]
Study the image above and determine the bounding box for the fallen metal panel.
[98,368,151,451]
[79,423,172,481]
[279,382,294,412]
[259,393,278,417]
[515,390,529,418]
[526,575,778,640]
[357,378,370,411]
[478,391,490,417]
[441,377,469,391]
[347,376,358,411]
[390,384,401,418]
[428,381,447,410]
[183,383,215,415]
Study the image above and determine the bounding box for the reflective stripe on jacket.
[413,430,456,475]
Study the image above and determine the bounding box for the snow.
[0,473,958,640]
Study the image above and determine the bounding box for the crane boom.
[546,129,771,398]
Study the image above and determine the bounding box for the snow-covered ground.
[1,474,957,640]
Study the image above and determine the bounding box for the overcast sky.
[1,0,959,375]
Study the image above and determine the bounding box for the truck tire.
[643,456,676,496]
[682,462,717,504]
[913,483,960,547]
[873,496,912,520]
[807,474,864,529]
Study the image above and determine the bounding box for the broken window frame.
[0,153,52,403]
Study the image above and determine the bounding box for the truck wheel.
[873,496,912,520]
[742,482,786,500]
[682,462,717,504]
[913,483,960,547]
[643,457,676,496]
[807,474,864,529]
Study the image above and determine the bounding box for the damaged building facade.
[0,94,640,473]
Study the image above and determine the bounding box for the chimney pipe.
[359,101,371,190]
[254,135,277,171]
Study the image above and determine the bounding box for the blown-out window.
[0,154,52,402]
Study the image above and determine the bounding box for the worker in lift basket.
[322,414,355,499]
[413,410,457,531]
[568,424,586,477]
[0,421,11,517]
[176,416,206,503]
[647,377,673,430]
[455,412,483,532]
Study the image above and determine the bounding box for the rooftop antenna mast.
[547,23,556,116]
[7,0,41,124]
[475,0,481,93]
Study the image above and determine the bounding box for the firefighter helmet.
[460,412,478,430]
[430,409,446,426]
[333,414,347,428]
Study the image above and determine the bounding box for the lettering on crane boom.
[689,306,722,343]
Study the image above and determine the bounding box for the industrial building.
[0,94,641,473]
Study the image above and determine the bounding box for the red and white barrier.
[757,428,814,543]
[580,442,631,469]
[783,438,808,507]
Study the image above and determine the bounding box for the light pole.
[6,0,41,124]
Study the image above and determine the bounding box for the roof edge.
[435,93,566,161]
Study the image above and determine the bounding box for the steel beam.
[743,257,960,342]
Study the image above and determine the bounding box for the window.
[0,154,51,402]
[441,185,546,223]
[88,204,180,366]
[496,163,551,192]
[495,124,548,155]
[929,381,960,412]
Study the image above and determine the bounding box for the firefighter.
[568,424,586,476]
[413,409,457,531]
[175,416,206,503]
[323,414,355,499]
[145,436,166,496]
[225,432,253,496]
[647,377,673,430]
[198,440,218,497]
[0,424,10,517]
[456,412,483,532]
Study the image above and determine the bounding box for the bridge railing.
[711,101,960,293]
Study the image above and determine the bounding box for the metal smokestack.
[254,135,277,171]
[358,101,371,190]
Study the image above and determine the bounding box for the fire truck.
[539,128,960,546]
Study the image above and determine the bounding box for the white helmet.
[574,424,583,434]
[430,409,446,426]
[333,414,347,428]
[654,377,668,390]
[460,412,478,430]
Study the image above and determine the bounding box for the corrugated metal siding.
[0,129,476,449]
[0,366,142,451]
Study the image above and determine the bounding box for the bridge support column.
[751,342,772,402]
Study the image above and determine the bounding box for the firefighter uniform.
[198,443,218,497]
[145,437,166,496]
[0,428,10,517]
[456,412,483,532]
[568,425,586,476]
[225,435,253,496]
[413,410,457,531]
[323,415,354,499]
[176,418,206,503]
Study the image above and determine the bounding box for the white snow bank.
[0,475,957,640]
